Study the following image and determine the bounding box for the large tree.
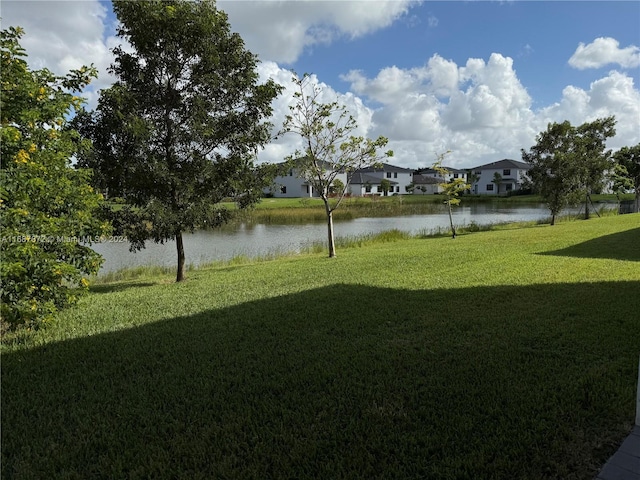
[573,116,616,219]
[522,118,616,225]
[612,144,640,213]
[0,27,108,330]
[281,73,392,257]
[79,0,282,282]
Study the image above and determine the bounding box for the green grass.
[2,215,640,479]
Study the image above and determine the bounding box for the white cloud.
[539,71,640,150]
[257,64,376,164]
[569,37,640,70]
[1,0,121,108]
[219,0,415,64]
[341,52,639,169]
[3,2,638,171]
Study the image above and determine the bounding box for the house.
[411,174,441,194]
[266,160,416,198]
[266,160,348,198]
[351,163,414,195]
[470,159,531,195]
[348,171,397,196]
[413,167,468,194]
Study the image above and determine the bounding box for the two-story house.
[348,172,395,196]
[413,167,468,194]
[470,159,531,195]
[350,163,414,196]
[266,160,348,198]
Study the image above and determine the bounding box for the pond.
[90,202,607,274]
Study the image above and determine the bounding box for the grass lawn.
[2,215,639,479]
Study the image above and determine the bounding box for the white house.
[348,172,397,196]
[352,163,414,195]
[413,167,468,194]
[266,160,348,198]
[412,174,441,194]
[267,161,417,198]
[470,159,531,195]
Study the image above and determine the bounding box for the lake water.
[90,203,605,274]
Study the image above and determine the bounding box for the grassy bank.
[2,215,639,479]
[228,193,630,224]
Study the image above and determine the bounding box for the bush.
[0,27,108,331]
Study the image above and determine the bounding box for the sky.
[2,0,639,170]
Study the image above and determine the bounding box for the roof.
[276,157,346,173]
[356,162,414,174]
[413,174,440,185]
[418,166,467,175]
[349,172,397,185]
[471,159,531,171]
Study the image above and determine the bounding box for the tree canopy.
[0,27,108,330]
[612,143,640,212]
[522,117,616,225]
[78,0,283,281]
[281,73,392,257]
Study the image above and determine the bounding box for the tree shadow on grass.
[2,282,639,479]
[539,227,640,262]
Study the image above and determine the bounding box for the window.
[503,169,511,176]
[280,186,287,194]
[377,186,382,192]
[486,184,494,191]
[386,172,392,178]
[394,172,398,178]
[506,184,513,191]
[289,169,294,176]
[365,185,371,193]
[453,173,459,178]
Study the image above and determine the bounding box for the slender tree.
[0,27,108,330]
[77,0,282,282]
[330,178,345,196]
[281,73,392,257]
[466,170,480,194]
[380,178,391,196]
[432,153,470,239]
[492,172,503,195]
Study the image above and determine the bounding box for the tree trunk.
[447,200,456,239]
[322,196,336,257]
[584,191,590,220]
[176,230,186,282]
[551,213,556,226]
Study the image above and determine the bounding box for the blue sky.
[3,0,639,169]
[285,1,640,107]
